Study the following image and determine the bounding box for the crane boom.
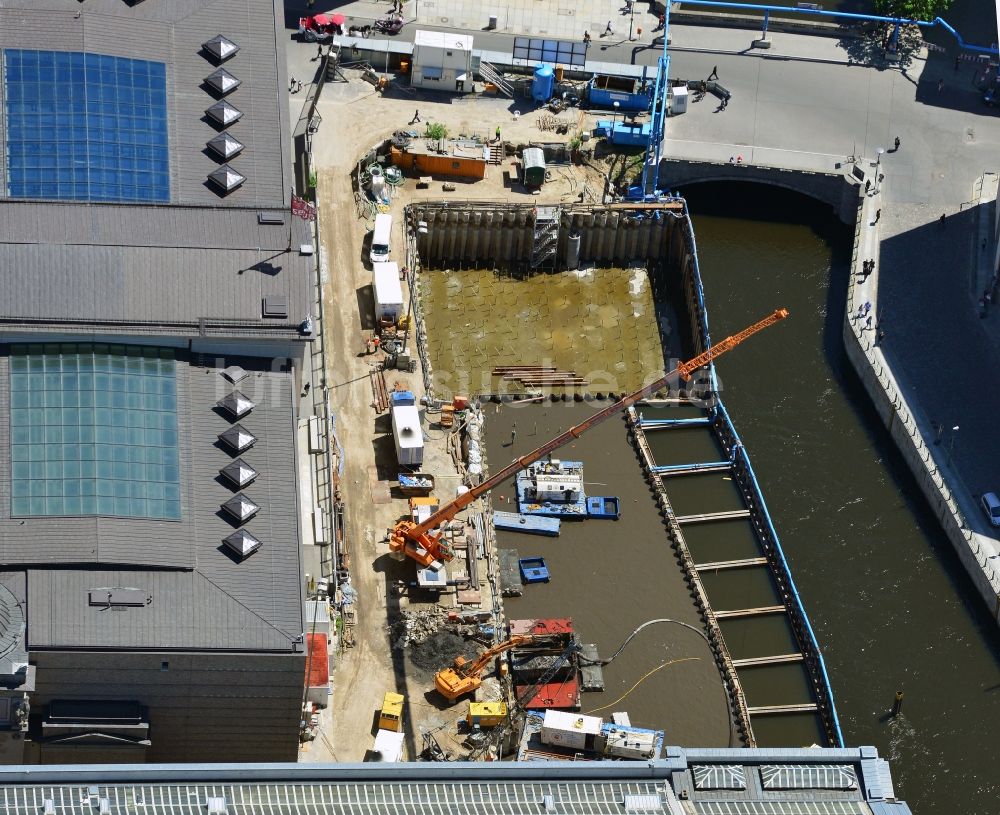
[390,309,789,566]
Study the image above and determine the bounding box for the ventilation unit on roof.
[217,390,255,419]
[206,100,243,126]
[207,132,245,161]
[203,35,239,62]
[220,364,249,384]
[220,458,258,489]
[218,424,257,453]
[221,493,260,524]
[223,529,262,559]
[205,67,241,95]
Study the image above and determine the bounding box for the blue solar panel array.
[3,49,170,202]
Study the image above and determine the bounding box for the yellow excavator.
[435,635,562,701]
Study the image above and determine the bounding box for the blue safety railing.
[652,460,732,473]
[639,416,712,427]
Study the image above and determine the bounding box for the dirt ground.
[301,72,596,762]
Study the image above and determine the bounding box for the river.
[679,182,1000,814]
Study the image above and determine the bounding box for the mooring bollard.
[891,690,904,717]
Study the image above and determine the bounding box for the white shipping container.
[373,262,404,324]
[372,728,405,762]
[540,710,602,751]
[391,405,424,467]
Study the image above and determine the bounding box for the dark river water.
[679,183,1000,815]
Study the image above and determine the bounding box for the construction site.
[299,26,842,764]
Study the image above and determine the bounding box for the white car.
[981,492,1000,527]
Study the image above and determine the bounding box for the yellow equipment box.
[466,701,508,729]
[379,691,405,732]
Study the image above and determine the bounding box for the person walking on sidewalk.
[495,125,501,143]
[410,109,421,124]
[707,65,718,81]
[604,20,613,36]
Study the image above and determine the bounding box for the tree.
[872,0,952,21]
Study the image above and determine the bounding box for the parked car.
[980,492,1000,527]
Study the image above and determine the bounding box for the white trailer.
[391,404,424,467]
[373,261,404,324]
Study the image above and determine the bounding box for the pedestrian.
[866,315,873,330]
[289,76,297,92]
[729,156,735,163]
[583,30,592,43]
[297,80,303,93]
[720,96,728,110]
[315,44,323,61]
[874,209,881,223]
[373,335,381,353]
[865,179,871,193]
[302,382,310,396]
[708,65,718,81]
[410,109,421,124]
[894,136,900,151]
[939,212,946,226]
[636,26,643,39]
[604,20,613,36]
[863,301,871,316]
[656,13,665,30]
[937,78,944,92]
[495,125,501,143]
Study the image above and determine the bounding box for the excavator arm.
[435,635,552,702]
[390,309,789,567]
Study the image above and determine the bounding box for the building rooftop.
[0,350,303,653]
[0,0,311,340]
[0,749,913,814]
[414,30,474,50]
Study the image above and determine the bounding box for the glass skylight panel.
[9,344,181,519]
[3,49,170,202]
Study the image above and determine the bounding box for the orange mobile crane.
[435,634,565,701]
[389,309,790,568]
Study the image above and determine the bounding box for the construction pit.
[307,71,748,763]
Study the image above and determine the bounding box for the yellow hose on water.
[583,657,700,715]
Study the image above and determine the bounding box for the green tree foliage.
[873,0,951,21]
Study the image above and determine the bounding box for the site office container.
[540,709,602,750]
[379,691,405,732]
[373,261,404,324]
[390,146,487,179]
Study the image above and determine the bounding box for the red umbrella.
[312,13,333,25]
[329,14,346,26]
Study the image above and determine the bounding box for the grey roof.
[0,2,311,340]
[0,0,291,208]
[0,750,913,815]
[0,354,302,652]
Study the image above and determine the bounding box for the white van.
[370,213,392,265]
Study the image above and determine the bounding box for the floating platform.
[510,651,577,683]
[579,643,605,691]
[586,496,620,520]
[493,510,561,536]
[516,460,588,518]
[519,557,550,584]
[498,549,523,596]
[516,678,580,710]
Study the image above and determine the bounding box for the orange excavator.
[389,309,789,568]
[435,634,564,701]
